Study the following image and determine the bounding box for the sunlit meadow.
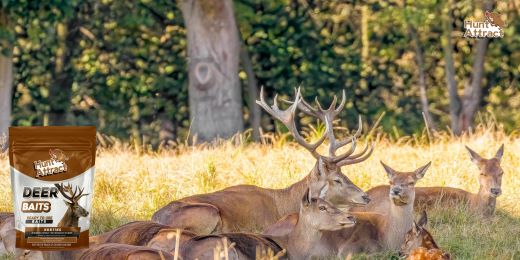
[1,125,519,259]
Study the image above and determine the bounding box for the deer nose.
[490,188,502,196]
[391,187,402,195]
[362,194,371,203]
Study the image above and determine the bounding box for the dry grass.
[0,126,519,259]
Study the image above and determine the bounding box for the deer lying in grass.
[323,161,431,256]
[77,243,175,260]
[55,183,89,227]
[414,145,505,216]
[399,211,451,260]
[181,188,356,260]
[89,221,196,253]
[152,88,373,234]
[0,212,15,255]
[267,162,430,257]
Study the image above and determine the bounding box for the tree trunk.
[360,5,369,90]
[441,0,462,135]
[0,54,12,139]
[48,18,79,125]
[460,0,493,131]
[408,24,435,131]
[181,0,244,143]
[0,10,12,148]
[239,40,261,142]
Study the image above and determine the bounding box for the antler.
[292,91,373,165]
[55,183,74,202]
[256,87,326,159]
[54,183,89,202]
[267,88,374,166]
[73,186,89,202]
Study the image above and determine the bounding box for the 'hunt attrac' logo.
[464,10,506,38]
[33,149,69,178]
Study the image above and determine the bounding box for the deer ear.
[466,146,483,164]
[414,162,431,180]
[302,188,312,207]
[64,200,72,206]
[412,222,419,234]
[495,144,504,161]
[380,161,396,179]
[317,157,327,178]
[417,210,428,228]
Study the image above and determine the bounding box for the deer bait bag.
[9,126,96,250]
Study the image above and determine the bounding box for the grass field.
[1,127,519,259]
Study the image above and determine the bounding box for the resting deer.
[77,243,175,260]
[322,161,430,256]
[0,212,15,255]
[399,211,451,260]
[181,188,356,260]
[90,221,196,253]
[55,183,89,227]
[152,88,373,234]
[414,145,505,216]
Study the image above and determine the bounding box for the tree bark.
[460,0,493,131]
[0,54,12,139]
[48,18,80,125]
[441,0,462,135]
[461,38,489,131]
[360,5,369,90]
[0,10,12,147]
[181,0,244,143]
[239,40,261,142]
[408,24,435,131]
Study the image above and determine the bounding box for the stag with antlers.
[54,183,89,227]
[152,87,374,235]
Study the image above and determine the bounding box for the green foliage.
[1,0,518,143]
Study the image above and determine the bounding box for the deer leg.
[152,202,222,235]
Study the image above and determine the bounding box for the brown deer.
[414,145,505,216]
[89,221,196,253]
[321,161,430,256]
[77,243,175,260]
[399,211,451,260]
[152,87,373,234]
[0,212,15,255]
[55,183,89,227]
[181,188,356,260]
[262,162,431,257]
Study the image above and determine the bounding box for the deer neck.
[60,208,79,227]
[383,199,414,251]
[287,216,322,259]
[274,174,311,217]
[474,187,496,215]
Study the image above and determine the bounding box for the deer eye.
[334,179,342,184]
[319,206,327,211]
[408,182,414,185]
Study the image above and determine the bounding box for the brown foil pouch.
[9,126,96,250]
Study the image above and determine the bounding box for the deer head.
[49,149,69,161]
[381,161,431,206]
[257,87,373,208]
[55,183,89,226]
[399,211,450,259]
[466,145,504,198]
[300,188,356,231]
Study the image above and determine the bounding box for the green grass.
[1,127,519,259]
